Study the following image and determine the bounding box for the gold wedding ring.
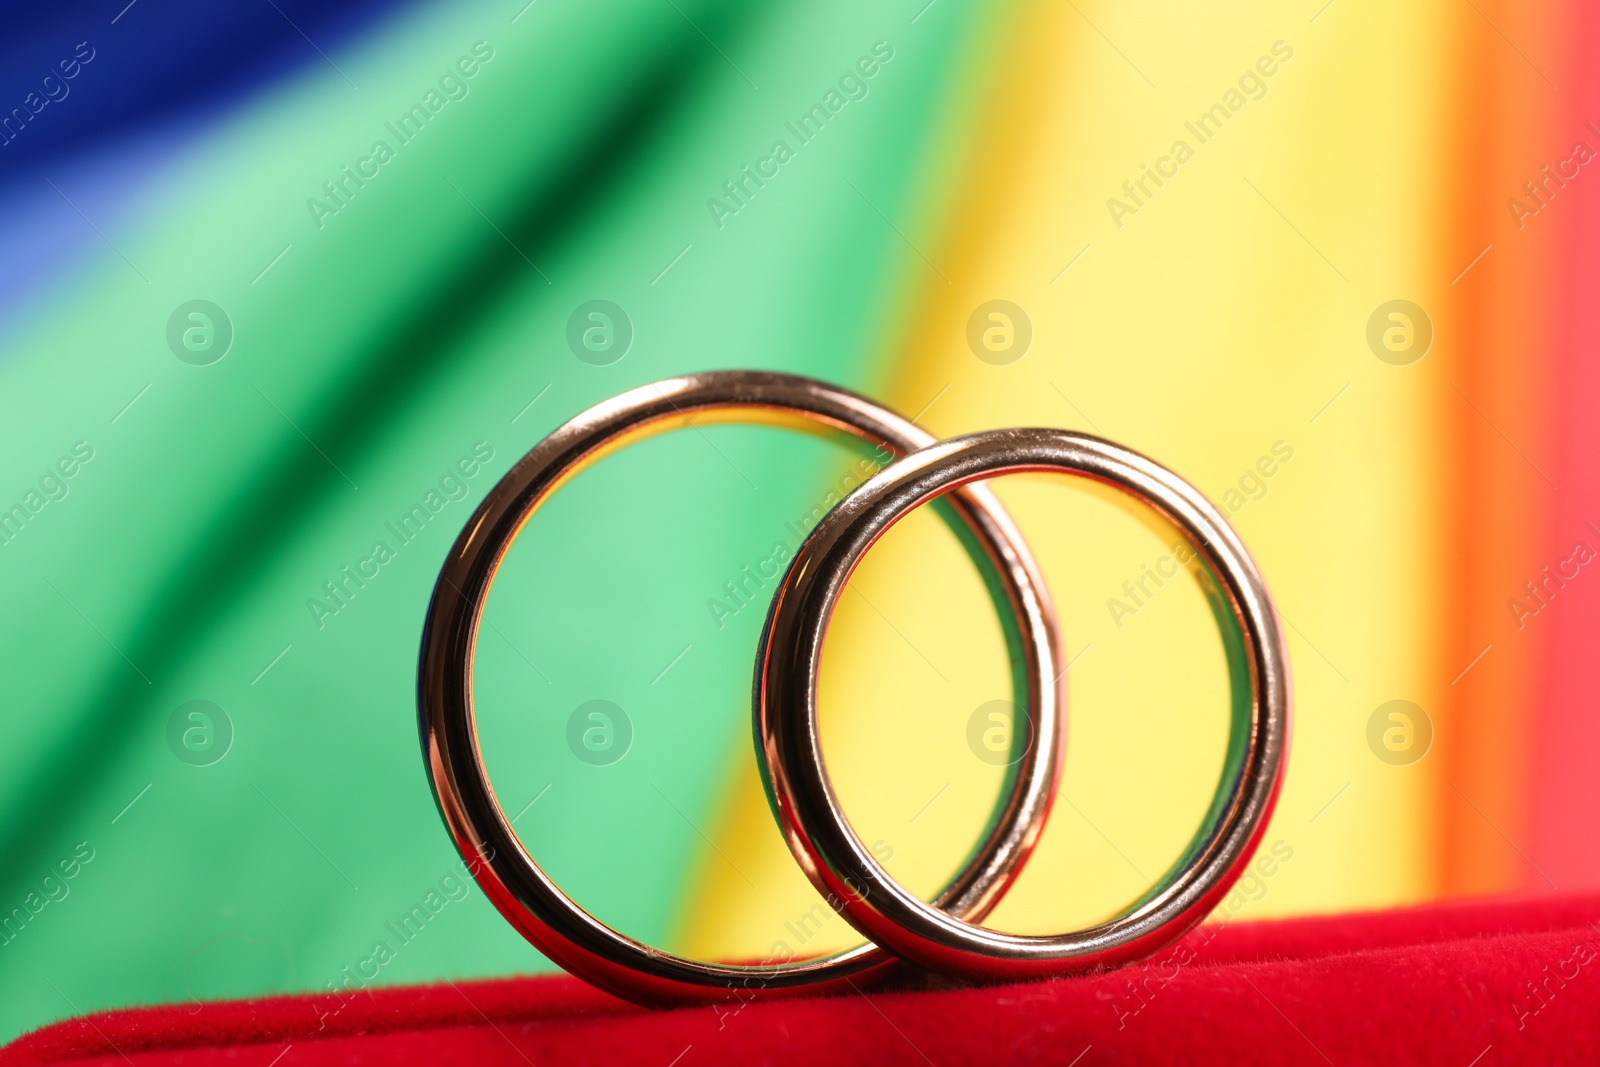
[418,373,1289,1004]
[418,371,1064,1005]
[755,427,1290,980]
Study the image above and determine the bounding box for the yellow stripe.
[675,0,1451,962]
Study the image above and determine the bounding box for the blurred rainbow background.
[2,0,1598,1042]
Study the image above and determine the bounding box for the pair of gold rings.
[417,370,1289,1006]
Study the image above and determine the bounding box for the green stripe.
[0,0,983,1038]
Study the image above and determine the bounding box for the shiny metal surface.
[418,372,1064,1006]
[756,427,1291,980]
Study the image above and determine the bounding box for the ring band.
[418,372,1065,1005]
[756,427,1291,980]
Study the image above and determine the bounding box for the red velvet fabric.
[8,893,1600,1066]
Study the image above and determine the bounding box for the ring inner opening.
[474,415,991,966]
[819,470,1247,939]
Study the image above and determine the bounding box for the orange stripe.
[1438,0,1567,897]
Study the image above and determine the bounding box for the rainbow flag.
[0,0,1594,1040]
